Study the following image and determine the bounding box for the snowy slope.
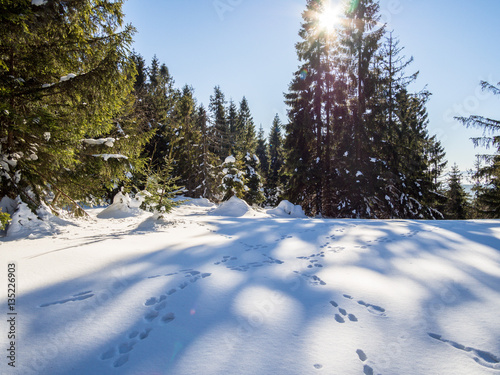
[1,199,500,375]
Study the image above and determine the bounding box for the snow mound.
[267,200,307,218]
[211,196,254,217]
[97,192,143,219]
[4,197,71,238]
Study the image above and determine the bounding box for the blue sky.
[122,0,500,178]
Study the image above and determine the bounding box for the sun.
[318,2,342,32]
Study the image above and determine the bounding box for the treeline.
[128,53,286,207]
[0,0,498,223]
[281,0,499,219]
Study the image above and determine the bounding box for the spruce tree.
[444,164,468,219]
[284,0,332,215]
[243,152,265,206]
[456,80,500,218]
[227,99,238,154]
[209,86,230,159]
[0,0,144,212]
[236,97,257,156]
[221,155,245,201]
[255,125,269,181]
[266,114,284,206]
[196,104,220,201]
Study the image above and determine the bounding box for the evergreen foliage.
[0,208,10,230]
[209,86,230,159]
[141,156,182,218]
[444,164,468,219]
[456,81,500,218]
[266,114,285,206]
[284,0,445,218]
[243,152,265,206]
[221,156,245,201]
[255,125,269,181]
[0,0,148,212]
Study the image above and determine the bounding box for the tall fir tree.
[236,97,257,156]
[255,125,269,181]
[456,80,500,218]
[444,164,469,219]
[0,0,147,213]
[266,114,285,206]
[209,86,230,159]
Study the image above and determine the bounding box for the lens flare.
[300,68,308,80]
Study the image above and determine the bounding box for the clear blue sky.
[122,0,500,179]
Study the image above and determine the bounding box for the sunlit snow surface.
[1,199,500,375]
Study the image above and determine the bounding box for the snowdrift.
[97,192,144,219]
[267,199,307,218]
[210,196,254,217]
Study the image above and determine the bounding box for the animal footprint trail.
[428,333,500,370]
[214,253,284,272]
[357,300,386,317]
[101,268,210,368]
[39,290,94,307]
[329,300,358,323]
[356,349,379,375]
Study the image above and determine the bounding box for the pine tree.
[266,114,284,206]
[196,104,220,201]
[0,0,144,213]
[243,152,265,206]
[456,80,500,218]
[221,155,245,201]
[444,164,468,219]
[284,0,332,215]
[255,125,269,181]
[227,99,238,154]
[170,85,206,197]
[209,86,230,159]
[236,97,257,156]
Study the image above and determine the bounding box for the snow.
[83,138,115,147]
[92,154,128,161]
[31,0,47,5]
[97,192,142,219]
[1,201,500,375]
[223,155,236,164]
[59,73,77,82]
[210,196,255,217]
[267,200,307,218]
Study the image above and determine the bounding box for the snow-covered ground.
[1,198,500,375]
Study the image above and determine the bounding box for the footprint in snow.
[356,349,376,375]
[428,333,500,370]
[113,354,129,368]
[357,300,386,317]
[39,290,94,308]
[330,300,358,323]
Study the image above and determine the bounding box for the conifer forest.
[1,0,499,225]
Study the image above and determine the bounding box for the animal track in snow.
[341,294,386,317]
[293,271,326,286]
[101,268,208,368]
[356,349,377,375]
[428,333,500,370]
[329,300,358,323]
[214,253,284,272]
[297,251,326,269]
[39,290,94,307]
[357,300,386,317]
